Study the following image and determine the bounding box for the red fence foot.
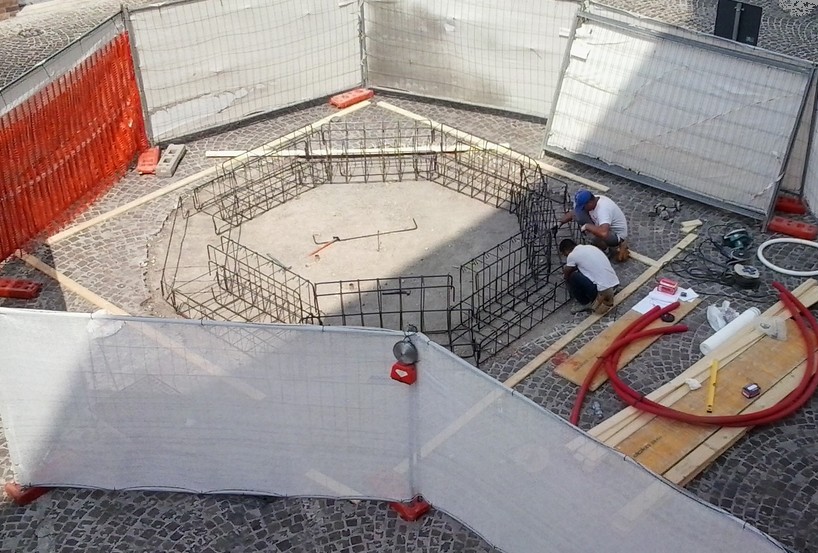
[4,483,50,505]
[768,216,818,240]
[774,194,808,215]
[389,495,431,521]
[0,278,42,300]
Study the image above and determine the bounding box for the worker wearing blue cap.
[556,190,629,262]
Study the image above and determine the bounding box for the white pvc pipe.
[757,238,818,277]
[700,307,761,355]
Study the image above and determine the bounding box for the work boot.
[592,288,615,315]
[571,302,592,315]
[615,239,630,263]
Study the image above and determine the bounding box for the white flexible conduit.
[757,238,818,277]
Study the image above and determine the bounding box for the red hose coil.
[570,282,818,428]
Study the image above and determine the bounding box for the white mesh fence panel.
[363,0,579,117]
[413,341,786,553]
[0,310,412,499]
[128,0,362,143]
[0,308,788,552]
[804,93,818,212]
[585,2,818,198]
[545,13,812,218]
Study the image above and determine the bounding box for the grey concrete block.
[155,144,186,178]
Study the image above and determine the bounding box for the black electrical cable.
[665,224,770,300]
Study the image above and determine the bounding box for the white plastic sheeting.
[545,13,812,218]
[128,0,361,142]
[0,15,124,116]
[363,0,579,118]
[0,308,787,553]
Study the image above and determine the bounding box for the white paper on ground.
[631,287,699,314]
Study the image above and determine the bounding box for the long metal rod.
[312,218,418,245]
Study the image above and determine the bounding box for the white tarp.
[363,0,579,118]
[545,13,812,218]
[128,0,361,142]
[0,308,788,553]
[0,15,124,117]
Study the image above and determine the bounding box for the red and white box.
[657,278,678,296]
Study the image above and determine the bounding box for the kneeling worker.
[558,190,629,262]
[559,238,619,315]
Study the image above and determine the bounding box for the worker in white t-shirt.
[559,238,620,314]
[556,190,630,262]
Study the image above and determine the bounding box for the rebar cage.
[160,121,575,365]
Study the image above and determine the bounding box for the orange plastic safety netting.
[0,32,148,262]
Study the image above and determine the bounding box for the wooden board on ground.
[663,367,804,486]
[555,299,701,390]
[613,320,805,476]
[588,278,818,444]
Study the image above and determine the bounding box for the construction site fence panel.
[127,0,362,143]
[544,9,814,219]
[0,308,788,553]
[362,0,578,118]
[0,28,148,262]
[804,87,818,211]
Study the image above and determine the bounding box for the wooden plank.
[504,233,699,389]
[204,145,474,157]
[628,251,659,266]
[555,299,700,390]
[18,251,127,315]
[46,100,372,244]
[663,368,804,486]
[376,100,611,193]
[612,321,806,475]
[588,279,818,442]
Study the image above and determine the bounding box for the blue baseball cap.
[574,190,593,211]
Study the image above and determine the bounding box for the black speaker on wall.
[714,0,762,46]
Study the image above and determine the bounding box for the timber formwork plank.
[588,279,818,445]
[555,299,701,391]
[663,367,805,486]
[613,320,805,476]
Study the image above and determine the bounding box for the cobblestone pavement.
[600,0,818,62]
[2,1,818,553]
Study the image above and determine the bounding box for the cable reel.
[730,264,762,289]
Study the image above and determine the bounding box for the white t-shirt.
[590,196,628,240]
[566,244,620,291]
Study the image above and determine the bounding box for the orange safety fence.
[0,32,149,262]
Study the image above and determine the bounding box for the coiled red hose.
[570,282,818,428]
[568,302,687,425]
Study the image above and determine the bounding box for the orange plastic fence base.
[767,216,818,240]
[4,483,49,505]
[136,146,161,174]
[389,496,431,521]
[329,88,374,109]
[775,195,808,215]
[0,278,42,299]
